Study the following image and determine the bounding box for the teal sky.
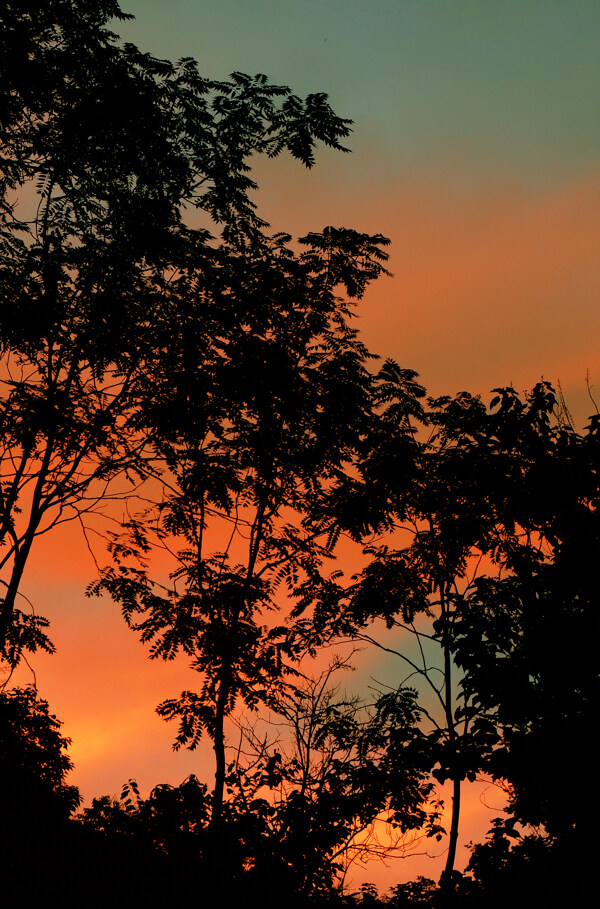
[118,0,600,185]
[115,0,600,424]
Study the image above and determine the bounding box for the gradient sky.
[11,0,600,891]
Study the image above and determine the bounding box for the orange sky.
[7,0,600,895]
[256,153,600,425]
[11,157,600,889]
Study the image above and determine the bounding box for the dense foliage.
[1,2,597,906]
[0,0,352,666]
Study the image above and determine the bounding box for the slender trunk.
[211,672,228,831]
[0,525,38,653]
[439,587,461,900]
[0,432,55,654]
[205,672,229,894]
[439,775,461,896]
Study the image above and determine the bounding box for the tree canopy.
[1,2,597,906]
[0,0,353,666]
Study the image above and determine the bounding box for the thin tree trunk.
[439,588,461,901]
[0,524,39,652]
[211,673,228,831]
[205,671,230,897]
[0,434,55,653]
[440,775,461,895]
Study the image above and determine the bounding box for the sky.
[10,0,600,892]
[114,0,600,417]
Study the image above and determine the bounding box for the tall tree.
[0,686,80,897]
[0,0,352,667]
[451,406,600,903]
[324,382,576,897]
[91,225,424,844]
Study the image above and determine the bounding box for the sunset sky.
[11,0,600,891]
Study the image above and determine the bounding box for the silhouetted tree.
[9,6,595,905]
[0,684,79,820]
[386,876,439,906]
[226,662,440,899]
[3,2,437,899]
[460,822,561,908]
[0,0,352,668]
[0,685,80,896]
[76,667,436,905]
[449,410,600,903]
[322,382,585,898]
[78,774,212,889]
[90,222,427,870]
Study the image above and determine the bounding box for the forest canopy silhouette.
[0,1,597,906]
